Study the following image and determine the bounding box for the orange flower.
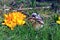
[2,11,26,30]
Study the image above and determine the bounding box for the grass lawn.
[0,9,60,40]
[0,0,60,40]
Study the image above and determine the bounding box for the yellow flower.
[2,11,26,30]
[56,20,60,24]
[4,14,8,18]
[58,17,60,20]
[2,23,5,25]
[17,20,24,25]
[22,21,25,25]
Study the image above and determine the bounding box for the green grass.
[0,9,60,40]
[0,0,60,40]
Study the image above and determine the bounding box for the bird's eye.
[32,15,35,17]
